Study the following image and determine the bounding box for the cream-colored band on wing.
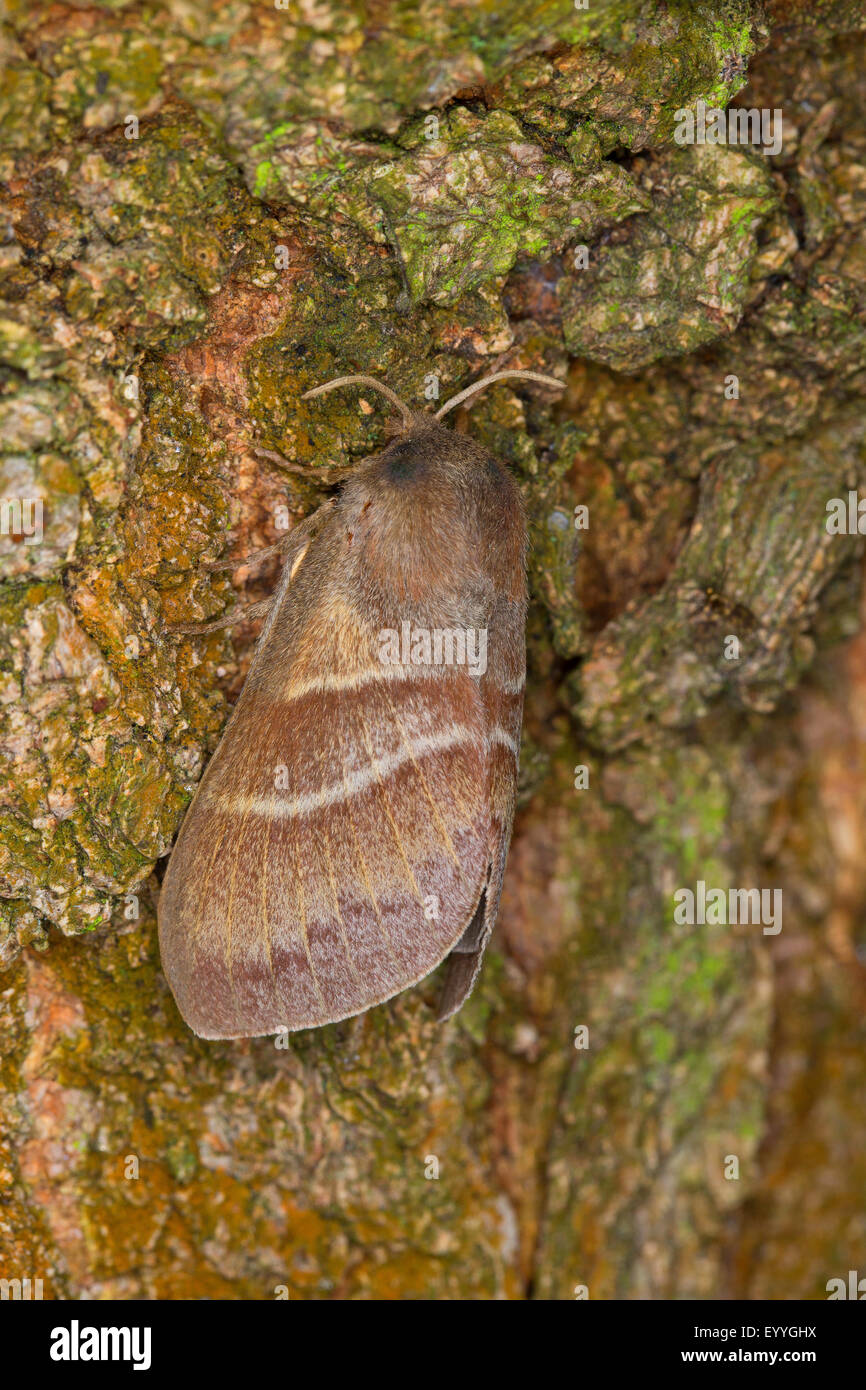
[215,726,478,821]
[489,726,520,755]
[276,663,451,703]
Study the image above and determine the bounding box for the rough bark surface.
[1,1,865,1299]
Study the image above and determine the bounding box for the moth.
[159,370,563,1038]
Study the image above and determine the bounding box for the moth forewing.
[159,373,553,1039]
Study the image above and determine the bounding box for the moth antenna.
[302,375,414,431]
[435,370,565,419]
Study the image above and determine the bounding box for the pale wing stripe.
[280,664,447,702]
[490,726,520,755]
[219,727,477,820]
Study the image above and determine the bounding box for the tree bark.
[1,1,865,1299]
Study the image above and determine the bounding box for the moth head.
[302,371,563,606]
[302,371,563,519]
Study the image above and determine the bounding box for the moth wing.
[159,530,492,1038]
[436,590,525,1020]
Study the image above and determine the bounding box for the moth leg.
[169,597,275,636]
[166,500,336,637]
[203,496,337,572]
[253,445,356,484]
[202,538,290,573]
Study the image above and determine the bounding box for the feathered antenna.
[435,370,564,419]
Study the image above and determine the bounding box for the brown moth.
[159,370,562,1038]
